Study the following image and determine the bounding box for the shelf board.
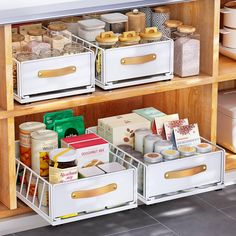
[225,149,236,172]
[0,73,213,119]
[0,200,32,219]
[218,55,236,83]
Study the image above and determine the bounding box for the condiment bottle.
[140,27,162,43]
[27,28,46,42]
[144,134,162,154]
[119,31,141,46]
[96,31,118,49]
[12,34,25,54]
[165,20,183,39]
[174,25,200,77]
[125,9,146,33]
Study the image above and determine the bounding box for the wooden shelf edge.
[218,55,236,83]
[0,200,32,219]
[0,74,213,119]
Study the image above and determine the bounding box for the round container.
[27,28,46,42]
[31,130,58,177]
[12,34,25,53]
[196,143,212,154]
[63,42,84,55]
[125,9,146,33]
[161,149,180,161]
[178,146,196,157]
[100,13,128,34]
[39,48,61,58]
[140,27,162,43]
[154,140,173,153]
[139,7,153,27]
[134,128,152,153]
[144,134,162,154]
[48,22,68,33]
[96,31,118,49]
[220,1,236,29]
[19,122,46,167]
[62,16,82,35]
[16,52,38,62]
[165,20,183,39]
[144,153,163,164]
[152,6,170,37]
[220,26,236,49]
[119,31,141,46]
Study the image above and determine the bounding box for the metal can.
[19,122,46,167]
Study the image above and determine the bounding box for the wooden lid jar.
[119,31,141,46]
[96,31,118,48]
[140,27,162,42]
[125,9,146,33]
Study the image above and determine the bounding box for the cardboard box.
[78,166,105,178]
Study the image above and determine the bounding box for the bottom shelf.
[0,200,32,219]
[225,150,236,172]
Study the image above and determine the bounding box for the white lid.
[100,13,128,24]
[31,130,58,140]
[19,122,46,132]
[218,90,236,119]
[78,19,105,31]
[49,148,77,162]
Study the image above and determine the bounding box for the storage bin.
[87,127,225,205]
[217,89,236,153]
[14,34,95,103]
[93,36,173,90]
[15,141,137,225]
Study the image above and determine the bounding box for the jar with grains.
[63,42,85,55]
[164,20,183,40]
[12,34,25,54]
[39,48,61,59]
[25,40,51,55]
[16,52,38,62]
[174,25,200,77]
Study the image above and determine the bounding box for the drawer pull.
[71,183,117,199]
[165,165,207,179]
[121,54,157,65]
[38,66,77,78]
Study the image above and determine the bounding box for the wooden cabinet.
[0,0,235,218]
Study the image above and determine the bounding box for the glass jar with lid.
[140,27,162,44]
[61,16,82,36]
[118,31,141,46]
[164,20,183,39]
[63,42,85,55]
[16,52,38,62]
[96,31,118,49]
[12,34,25,54]
[174,25,200,77]
[27,28,46,42]
[39,48,61,59]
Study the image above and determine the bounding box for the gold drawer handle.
[38,66,76,78]
[71,183,117,199]
[165,165,207,179]
[121,53,157,65]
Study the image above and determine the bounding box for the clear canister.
[96,31,118,49]
[16,52,38,62]
[39,48,61,59]
[27,28,46,42]
[12,34,25,54]
[165,20,183,40]
[63,42,85,55]
[61,16,82,36]
[140,27,162,44]
[118,31,141,46]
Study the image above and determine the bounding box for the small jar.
[49,148,78,184]
[154,140,173,153]
[140,27,162,43]
[174,25,200,77]
[100,13,128,34]
[25,40,51,55]
[162,149,180,161]
[96,31,118,49]
[12,34,25,54]
[144,134,162,154]
[63,42,85,55]
[39,48,61,59]
[165,20,183,39]
[196,143,212,154]
[119,31,141,46]
[144,153,163,164]
[134,128,152,154]
[27,28,46,42]
[178,146,197,157]
[16,52,38,62]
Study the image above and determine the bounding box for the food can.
[19,122,46,167]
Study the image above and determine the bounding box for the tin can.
[19,122,46,167]
[134,128,152,154]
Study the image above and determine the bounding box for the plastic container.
[134,128,152,153]
[62,16,82,36]
[144,134,162,154]
[196,143,213,154]
[154,140,173,153]
[144,153,163,164]
[161,149,180,161]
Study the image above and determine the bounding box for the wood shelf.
[218,55,236,82]
[0,73,213,119]
[0,200,32,219]
[225,149,236,172]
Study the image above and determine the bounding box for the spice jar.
[96,31,118,49]
[39,48,61,59]
[144,134,162,154]
[161,149,180,161]
[63,42,85,55]
[61,16,82,36]
[16,52,38,62]
[140,27,162,43]
[27,28,46,42]
[174,25,200,77]
[140,7,153,27]
[152,6,170,37]
[125,9,146,33]
[196,143,212,154]
[134,128,152,154]
[119,31,141,46]
[49,148,78,184]
[178,146,196,157]
[12,34,25,54]
[154,140,173,153]
[144,153,163,164]
[78,19,105,42]
[165,20,183,39]
[101,13,128,34]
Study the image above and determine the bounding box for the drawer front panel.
[52,169,134,219]
[20,53,93,96]
[146,152,223,198]
[104,41,172,82]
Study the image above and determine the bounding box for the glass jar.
[39,48,61,59]
[61,16,82,36]
[96,31,118,49]
[63,42,85,55]
[140,27,162,44]
[164,20,183,39]
[25,40,51,55]
[16,52,38,62]
[12,34,25,54]
[119,31,141,46]
[174,25,200,77]
[27,28,46,42]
